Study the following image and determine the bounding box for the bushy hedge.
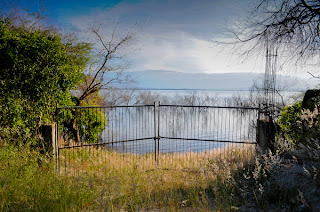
[0,20,105,147]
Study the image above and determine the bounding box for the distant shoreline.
[101,88,306,92]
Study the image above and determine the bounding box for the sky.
[8,0,316,77]
[41,0,271,74]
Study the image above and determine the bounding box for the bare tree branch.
[77,26,134,106]
[219,0,320,68]
[308,71,320,78]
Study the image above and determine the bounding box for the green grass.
[0,147,96,211]
[0,144,256,211]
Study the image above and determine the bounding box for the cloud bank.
[66,0,306,76]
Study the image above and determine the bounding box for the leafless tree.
[223,0,320,69]
[67,25,136,142]
[0,0,57,35]
[76,26,134,106]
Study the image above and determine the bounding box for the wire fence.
[55,103,259,175]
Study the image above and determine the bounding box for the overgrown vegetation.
[1,0,320,211]
[278,89,320,148]
[0,19,89,146]
[0,146,95,211]
[0,5,108,147]
[0,144,256,211]
[2,139,320,211]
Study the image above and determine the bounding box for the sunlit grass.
[57,142,256,210]
[0,146,95,211]
[1,142,256,211]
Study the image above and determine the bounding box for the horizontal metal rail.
[159,104,260,110]
[58,137,156,149]
[58,105,154,109]
[58,104,260,110]
[160,136,257,145]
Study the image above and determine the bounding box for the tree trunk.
[69,99,82,142]
[72,114,81,142]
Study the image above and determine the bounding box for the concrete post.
[39,123,56,157]
[257,118,275,153]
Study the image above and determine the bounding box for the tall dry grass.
[0,141,256,211]
[56,142,256,210]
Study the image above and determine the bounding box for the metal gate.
[54,102,259,175]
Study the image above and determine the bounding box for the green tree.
[0,2,134,146]
[0,20,90,146]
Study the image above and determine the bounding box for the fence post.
[157,101,160,161]
[257,115,275,153]
[56,107,59,171]
[39,123,56,156]
[154,102,157,164]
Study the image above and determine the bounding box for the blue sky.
[5,0,314,77]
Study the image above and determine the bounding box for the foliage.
[0,20,90,146]
[278,101,303,147]
[0,2,136,146]
[301,89,320,110]
[59,98,106,144]
[278,89,320,148]
[234,150,320,211]
[50,144,256,211]
[296,107,320,147]
[2,139,319,211]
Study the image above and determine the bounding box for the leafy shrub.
[295,107,320,148]
[0,20,90,146]
[278,101,303,147]
[278,89,320,148]
[59,103,106,144]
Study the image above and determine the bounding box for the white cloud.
[129,31,266,74]
[66,0,309,77]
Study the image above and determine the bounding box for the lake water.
[135,89,302,102]
[101,88,303,106]
[101,104,259,154]
[98,89,302,154]
[95,89,302,154]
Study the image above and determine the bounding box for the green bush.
[278,89,320,148]
[278,101,303,147]
[0,20,92,146]
[59,100,106,144]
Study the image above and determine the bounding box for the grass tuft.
[1,144,256,211]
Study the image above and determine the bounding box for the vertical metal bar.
[154,102,157,164]
[104,107,107,166]
[228,108,231,155]
[56,106,59,174]
[196,107,199,155]
[95,107,98,161]
[111,107,114,147]
[257,105,261,145]
[135,107,138,160]
[157,101,160,163]
[88,108,90,157]
[121,107,124,164]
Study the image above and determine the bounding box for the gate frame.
[54,102,261,167]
